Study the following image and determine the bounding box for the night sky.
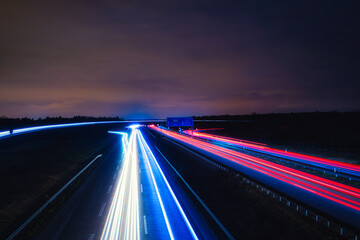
[1,1,359,118]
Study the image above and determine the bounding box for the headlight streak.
[184,130,360,177]
[101,130,140,240]
[149,126,360,212]
[137,130,199,240]
[0,121,163,139]
[0,131,10,137]
[108,131,129,149]
[103,127,199,239]
[13,121,120,134]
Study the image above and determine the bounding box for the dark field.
[0,124,124,237]
[192,112,360,163]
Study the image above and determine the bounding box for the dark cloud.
[0,0,359,118]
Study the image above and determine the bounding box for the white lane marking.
[141,184,143,193]
[6,154,103,240]
[143,215,148,235]
[88,234,95,240]
[107,185,113,194]
[98,203,107,217]
[112,173,117,180]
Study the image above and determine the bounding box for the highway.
[184,130,360,178]
[151,125,360,229]
[35,125,219,240]
[4,122,359,239]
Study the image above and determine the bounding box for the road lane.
[140,128,232,240]
[33,124,315,239]
[37,139,122,240]
[137,129,198,240]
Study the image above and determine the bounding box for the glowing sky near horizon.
[0,1,359,118]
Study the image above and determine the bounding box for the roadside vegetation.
[194,111,360,162]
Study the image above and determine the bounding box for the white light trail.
[101,130,140,240]
[0,131,10,137]
[102,127,198,239]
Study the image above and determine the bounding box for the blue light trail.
[0,120,164,139]
[0,131,10,138]
[137,129,199,240]
[13,121,122,134]
[102,126,199,239]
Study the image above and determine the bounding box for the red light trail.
[183,130,360,177]
[150,126,360,214]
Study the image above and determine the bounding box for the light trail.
[149,125,360,227]
[138,130,175,240]
[101,130,140,240]
[102,127,198,239]
[183,130,360,178]
[0,130,10,138]
[13,121,123,134]
[137,129,199,240]
[108,131,129,147]
[0,120,165,139]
